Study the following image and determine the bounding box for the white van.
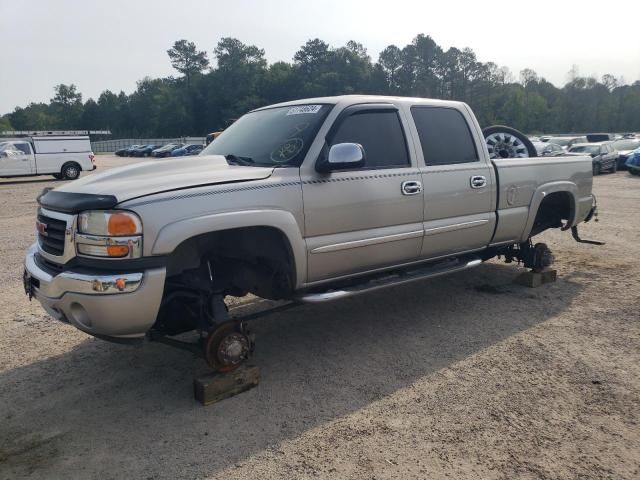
[0,135,95,179]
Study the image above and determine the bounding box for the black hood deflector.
[38,189,118,214]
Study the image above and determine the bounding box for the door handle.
[470,175,487,189]
[401,180,422,195]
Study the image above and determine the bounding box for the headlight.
[76,210,142,259]
[78,211,142,236]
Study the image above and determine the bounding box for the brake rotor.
[532,243,554,273]
[204,321,253,372]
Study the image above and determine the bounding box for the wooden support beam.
[514,269,557,288]
[193,365,260,406]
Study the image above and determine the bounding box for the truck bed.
[491,155,593,244]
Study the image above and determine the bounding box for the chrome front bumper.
[24,243,166,339]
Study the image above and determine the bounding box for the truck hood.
[55,155,275,202]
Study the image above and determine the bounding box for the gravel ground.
[0,156,638,479]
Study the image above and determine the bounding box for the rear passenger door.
[301,104,424,283]
[409,106,496,259]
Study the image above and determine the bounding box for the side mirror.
[316,143,365,173]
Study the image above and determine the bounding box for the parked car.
[115,145,142,157]
[129,144,160,157]
[586,133,614,142]
[151,143,183,158]
[0,135,95,179]
[625,147,640,175]
[533,141,564,157]
[613,139,640,170]
[566,142,618,174]
[547,136,588,151]
[171,144,204,156]
[25,95,599,373]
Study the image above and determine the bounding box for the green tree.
[81,98,101,129]
[294,38,331,75]
[0,115,13,131]
[50,84,83,128]
[412,34,441,97]
[4,34,640,136]
[167,39,209,83]
[210,38,267,126]
[52,84,82,106]
[9,103,56,130]
[215,37,266,71]
[378,45,403,92]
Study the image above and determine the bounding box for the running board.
[298,255,483,303]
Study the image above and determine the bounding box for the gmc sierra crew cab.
[24,95,598,372]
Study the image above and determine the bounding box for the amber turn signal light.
[107,245,129,257]
[108,213,138,236]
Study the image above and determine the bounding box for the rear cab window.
[410,106,478,165]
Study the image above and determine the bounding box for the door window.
[330,111,409,169]
[411,107,478,165]
[13,142,32,155]
[0,141,24,157]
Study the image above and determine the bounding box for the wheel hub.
[204,321,253,372]
[216,333,250,367]
[486,132,529,159]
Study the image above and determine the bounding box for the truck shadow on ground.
[0,262,581,479]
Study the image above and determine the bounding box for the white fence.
[91,137,206,153]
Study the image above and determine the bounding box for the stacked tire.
[482,125,537,159]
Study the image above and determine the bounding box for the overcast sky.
[1,0,639,114]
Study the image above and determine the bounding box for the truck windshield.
[200,104,333,167]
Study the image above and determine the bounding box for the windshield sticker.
[286,105,322,115]
[270,138,304,163]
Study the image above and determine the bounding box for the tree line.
[3,34,640,137]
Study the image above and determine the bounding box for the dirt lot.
[0,155,638,479]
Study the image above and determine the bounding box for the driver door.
[301,104,424,284]
[0,141,33,176]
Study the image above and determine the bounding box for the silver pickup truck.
[24,95,598,371]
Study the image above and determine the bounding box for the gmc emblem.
[36,220,47,237]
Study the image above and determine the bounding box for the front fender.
[152,209,307,288]
[520,181,579,242]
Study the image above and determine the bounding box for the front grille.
[37,214,67,256]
